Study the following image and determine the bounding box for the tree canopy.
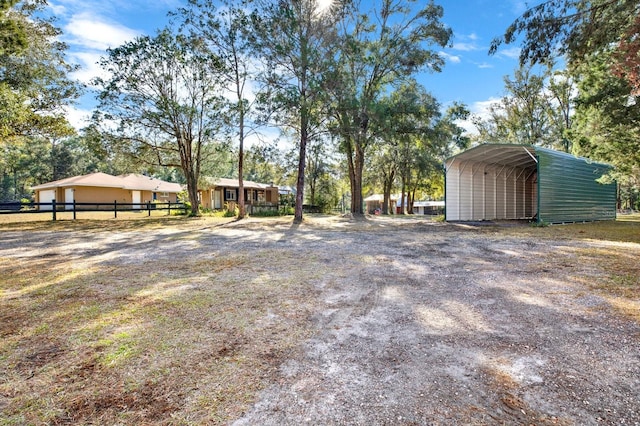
[92,29,229,216]
[326,0,453,216]
[490,0,640,95]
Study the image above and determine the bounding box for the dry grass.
[1,213,638,424]
[0,221,318,424]
[0,210,191,230]
[490,213,640,322]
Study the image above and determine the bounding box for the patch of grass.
[499,214,640,244]
[0,235,318,425]
[573,246,640,321]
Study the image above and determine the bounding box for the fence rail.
[0,200,187,220]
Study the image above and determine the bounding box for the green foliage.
[250,208,280,217]
[244,142,287,184]
[491,0,639,103]
[0,1,79,141]
[280,205,295,216]
[249,0,344,222]
[93,28,230,217]
[488,1,639,210]
[472,63,575,152]
[0,0,27,56]
[326,0,452,215]
[223,204,239,217]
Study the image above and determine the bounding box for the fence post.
[114,200,117,218]
[168,201,171,216]
[147,201,151,217]
[73,199,76,220]
[52,199,56,221]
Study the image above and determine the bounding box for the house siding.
[199,182,279,210]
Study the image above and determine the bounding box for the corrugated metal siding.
[537,148,616,223]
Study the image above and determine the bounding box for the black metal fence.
[0,200,187,221]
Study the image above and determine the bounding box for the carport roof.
[446,143,613,171]
[445,144,538,169]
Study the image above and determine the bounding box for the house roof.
[200,177,276,190]
[364,194,399,202]
[119,174,183,192]
[413,201,445,207]
[31,172,183,193]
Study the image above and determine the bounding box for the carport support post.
[52,199,56,221]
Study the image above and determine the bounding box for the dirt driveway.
[1,215,639,425]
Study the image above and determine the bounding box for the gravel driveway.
[229,216,640,425]
[1,215,638,425]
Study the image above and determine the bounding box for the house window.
[225,189,236,200]
[160,192,169,198]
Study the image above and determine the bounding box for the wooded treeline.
[2,0,639,214]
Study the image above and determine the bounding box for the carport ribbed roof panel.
[445,143,538,169]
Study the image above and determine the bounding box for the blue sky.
[49,0,528,134]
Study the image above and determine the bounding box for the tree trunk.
[237,70,246,219]
[238,109,246,219]
[351,143,365,216]
[294,107,309,223]
[177,133,200,216]
[400,178,406,215]
[186,171,200,216]
[382,168,394,215]
[408,187,416,214]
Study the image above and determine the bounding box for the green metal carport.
[444,144,617,224]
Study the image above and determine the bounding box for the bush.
[251,209,281,217]
[281,206,295,216]
[223,203,239,217]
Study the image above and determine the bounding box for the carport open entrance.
[445,145,538,222]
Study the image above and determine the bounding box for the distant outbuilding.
[444,144,616,224]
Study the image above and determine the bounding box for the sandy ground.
[228,216,640,425]
[1,214,639,425]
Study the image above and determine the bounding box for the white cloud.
[440,51,461,64]
[451,32,484,52]
[68,51,109,86]
[64,13,141,51]
[477,62,493,69]
[471,98,500,116]
[64,105,92,130]
[452,42,481,52]
[48,1,67,16]
[455,98,502,136]
[497,47,521,60]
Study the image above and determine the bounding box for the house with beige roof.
[198,177,279,210]
[31,172,183,210]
